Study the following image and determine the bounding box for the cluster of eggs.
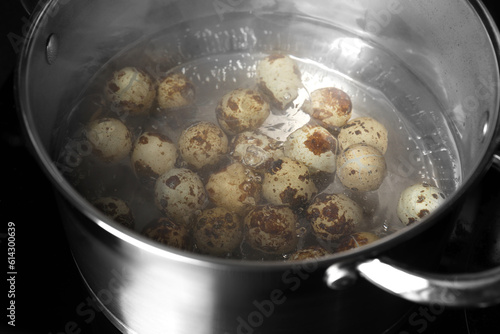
[80,55,445,261]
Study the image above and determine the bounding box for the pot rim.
[15,0,500,271]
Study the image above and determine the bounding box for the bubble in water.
[242,183,252,192]
[382,221,390,234]
[243,146,266,167]
[269,141,284,150]
[296,226,307,238]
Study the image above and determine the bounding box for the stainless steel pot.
[16,0,500,333]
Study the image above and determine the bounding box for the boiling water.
[55,14,461,260]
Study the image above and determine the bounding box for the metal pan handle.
[325,154,500,307]
[325,258,500,307]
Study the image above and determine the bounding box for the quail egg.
[244,205,299,254]
[231,130,284,170]
[85,117,132,163]
[283,124,338,173]
[193,207,243,256]
[256,54,302,110]
[307,87,352,129]
[338,117,388,154]
[205,162,262,215]
[92,196,135,229]
[262,158,318,209]
[157,72,196,110]
[397,183,446,225]
[306,193,363,242]
[131,132,178,185]
[104,67,156,116]
[216,88,270,135]
[142,217,190,250]
[289,246,329,261]
[154,168,207,224]
[336,143,386,192]
[336,232,379,252]
[178,122,229,170]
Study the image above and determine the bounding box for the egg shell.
[85,117,132,163]
[262,157,318,209]
[244,205,299,254]
[284,124,338,173]
[178,122,229,170]
[397,183,446,225]
[193,207,243,256]
[205,162,262,215]
[216,88,270,135]
[256,54,302,110]
[142,217,191,250]
[289,246,329,261]
[131,132,178,185]
[157,72,196,110]
[308,87,352,129]
[336,232,380,252]
[154,168,207,224]
[231,131,284,170]
[307,193,363,242]
[104,67,156,116]
[336,143,386,192]
[92,196,135,229]
[338,117,388,154]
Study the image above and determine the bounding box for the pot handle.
[325,258,500,307]
[325,153,500,307]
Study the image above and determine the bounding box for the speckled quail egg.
[193,207,243,256]
[157,72,196,110]
[92,196,135,229]
[244,205,299,254]
[131,132,178,185]
[289,246,329,261]
[284,124,338,173]
[306,193,363,242]
[85,117,132,163]
[104,67,156,116]
[336,232,380,252]
[397,183,446,225]
[205,162,262,215]
[338,117,388,154]
[216,88,270,135]
[154,168,207,224]
[178,122,229,169]
[336,143,386,192]
[142,217,190,250]
[256,54,302,110]
[231,131,284,170]
[307,87,352,129]
[262,158,318,209]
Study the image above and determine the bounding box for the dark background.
[0,1,499,334]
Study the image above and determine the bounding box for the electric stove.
[1,1,500,333]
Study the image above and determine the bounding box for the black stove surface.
[1,1,500,334]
